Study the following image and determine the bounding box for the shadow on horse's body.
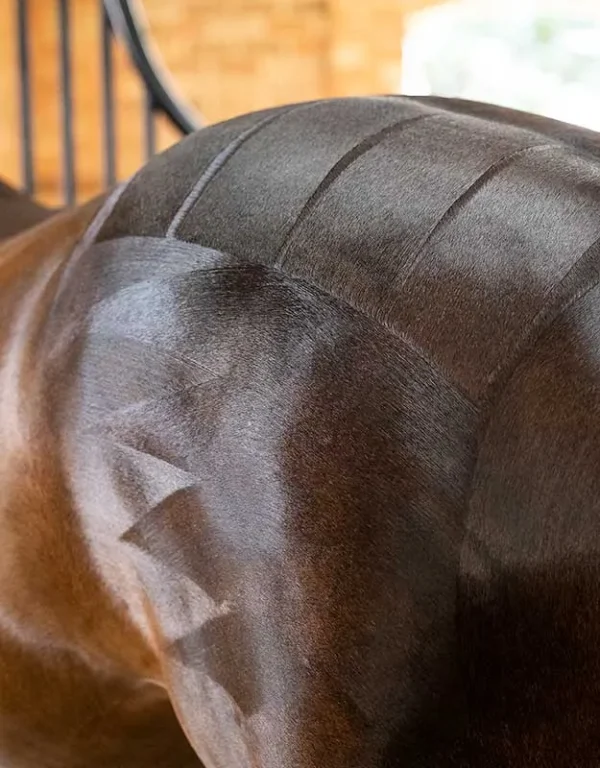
[0,181,52,241]
[2,96,600,767]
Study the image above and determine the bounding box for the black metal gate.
[15,0,201,205]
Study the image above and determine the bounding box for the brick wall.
[145,0,444,121]
[146,0,330,124]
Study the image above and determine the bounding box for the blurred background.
[2,0,600,206]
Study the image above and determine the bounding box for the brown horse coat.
[3,96,600,767]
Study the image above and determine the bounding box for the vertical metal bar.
[101,2,117,188]
[58,0,76,205]
[144,89,156,160]
[16,0,34,195]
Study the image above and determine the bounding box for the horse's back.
[8,97,600,767]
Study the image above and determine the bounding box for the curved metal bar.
[103,0,202,135]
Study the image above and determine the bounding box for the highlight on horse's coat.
[2,96,600,767]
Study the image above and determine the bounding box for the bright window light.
[401,0,600,130]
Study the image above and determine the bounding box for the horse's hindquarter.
[53,98,600,767]
[5,97,600,768]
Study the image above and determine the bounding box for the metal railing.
[15,0,202,204]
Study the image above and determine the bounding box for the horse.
[2,95,600,767]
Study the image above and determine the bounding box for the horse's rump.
[4,97,600,766]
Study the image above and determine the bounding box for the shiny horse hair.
[3,96,600,767]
